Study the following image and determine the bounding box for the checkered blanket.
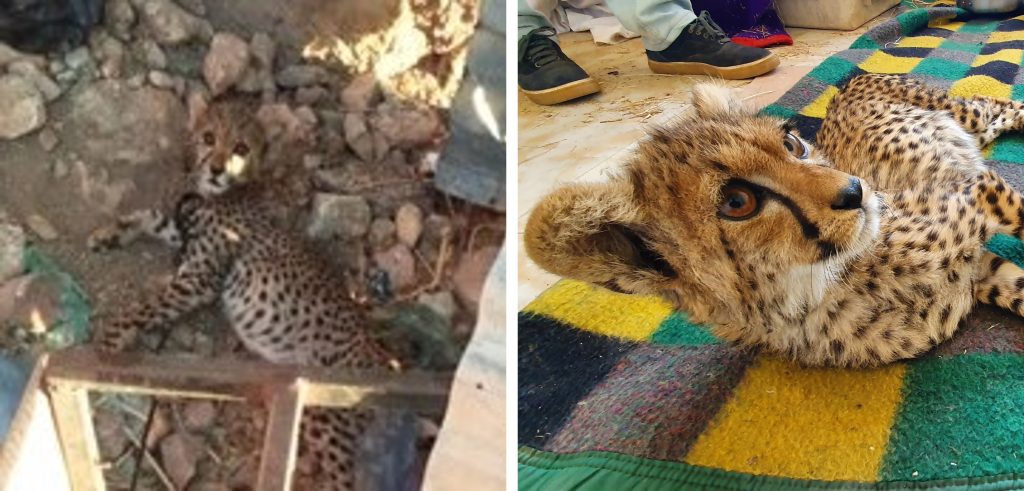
[519,7,1024,490]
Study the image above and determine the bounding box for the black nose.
[831,177,863,210]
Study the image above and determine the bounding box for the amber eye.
[719,185,759,220]
[233,142,250,156]
[202,131,215,145]
[783,133,808,159]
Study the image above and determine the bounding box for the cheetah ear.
[524,181,677,295]
[691,83,751,119]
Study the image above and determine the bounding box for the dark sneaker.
[518,27,600,105]
[647,11,779,79]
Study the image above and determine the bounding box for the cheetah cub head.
[525,84,881,326]
[190,98,268,196]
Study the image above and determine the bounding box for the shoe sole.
[521,78,601,105]
[647,53,780,80]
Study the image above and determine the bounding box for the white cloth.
[527,0,639,45]
[564,2,640,45]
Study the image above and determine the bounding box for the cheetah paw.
[87,226,123,252]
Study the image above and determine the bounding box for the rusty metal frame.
[43,347,452,491]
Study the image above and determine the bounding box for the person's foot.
[518,27,600,105]
[647,11,779,79]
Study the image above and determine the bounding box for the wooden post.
[48,382,104,491]
[256,382,305,491]
[39,347,452,489]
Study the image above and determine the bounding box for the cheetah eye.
[202,131,215,145]
[719,182,761,220]
[783,133,809,159]
[233,141,250,156]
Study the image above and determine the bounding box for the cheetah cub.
[89,99,400,489]
[526,74,1024,368]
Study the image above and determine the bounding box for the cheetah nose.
[831,177,864,210]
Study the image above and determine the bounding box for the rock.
[105,0,136,40]
[48,60,65,76]
[38,128,59,151]
[417,213,452,271]
[373,105,444,148]
[203,33,250,97]
[341,73,378,111]
[63,47,93,72]
[137,38,167,69]
[452,246,500,309]
[302,153,324,170]
[256,103,314,143]
[294,105,317,126]
[55,70,79,88]
[321,127,346,156]
[159,432,202,489]
[52,159,69,179]
[125,73,145,88]
[0,75,46,140]
[344,112,376,162]
[249,32,276,69]
[394,203,423,247]
[312,166,361,194]
[25,215,58,241]
[148,70,177,90]
[65,79,187,166]
[182,401,216,430]
[132,0,213,46]
[374,244,416,290]
[89,32,127,79]
[417,290,458,321]
[295,86,329,106]
[307,194,372,240]
[0,43,45,69]
[176,0,206,16]
[318,109,343,130]
[368,218,396,250]
[236,32,276,94]
[0,216,25,282]
[7,61,61,102]
[275,64,330,88]
[235,70,263,94]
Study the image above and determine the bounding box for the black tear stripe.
[764,189,821,241]
[732,179,839,259]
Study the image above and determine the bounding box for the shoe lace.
[686,11,729,43]
[518,27,561,67]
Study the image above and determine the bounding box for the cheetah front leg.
[88,208,182,251]
[94,240,222,351]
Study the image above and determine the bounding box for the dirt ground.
[0,0,502,488]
